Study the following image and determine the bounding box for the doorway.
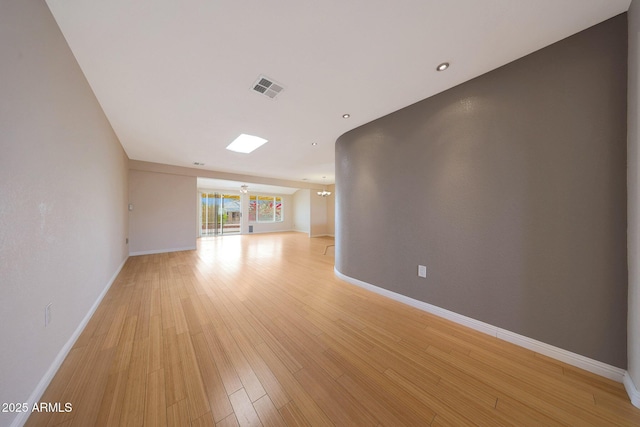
[200,192,241,236]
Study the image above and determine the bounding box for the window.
[249,195,283,222]
[200,192,241,236]
[248,197,256,222]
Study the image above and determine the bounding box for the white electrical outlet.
[418,265,427,278]
[45,303,52,326]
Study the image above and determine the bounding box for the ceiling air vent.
[252,75,284,99]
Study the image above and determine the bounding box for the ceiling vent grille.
[252,75,284,99]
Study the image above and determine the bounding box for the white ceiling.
[46,0,630,185]
[197,178,299,195]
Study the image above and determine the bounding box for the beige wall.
[131,160,323,191]
[293,188,329,237]
[129,169,197,254]
[310,192,328,237]
[293,189,311,233]
[0,1,129,425]
[136,160,329,239]
[327,184,336,237]
[628,0,640,407]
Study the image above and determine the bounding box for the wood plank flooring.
[26,232,640,426]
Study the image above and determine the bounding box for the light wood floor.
[27,232,640,426]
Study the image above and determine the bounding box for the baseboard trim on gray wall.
[10,256,129,427]
[624,372,640,408]
[129,246,196,256]
[334,267,631,389]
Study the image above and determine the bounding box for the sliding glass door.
[200,192,241,236]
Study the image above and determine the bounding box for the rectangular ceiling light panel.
[226,134,268,153]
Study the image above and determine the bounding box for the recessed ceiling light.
[342,113,351,119]
[193,162,205,166]
[226,134,268,153]
[311,142,318,146]
[437,62,450,71]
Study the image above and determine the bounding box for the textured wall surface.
[336,15,628,367]
[627,0,640,391]
[0,1,129,425]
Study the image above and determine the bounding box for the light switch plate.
[418,265,427,278]
[45,303,52,326]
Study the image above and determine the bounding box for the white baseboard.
[334,268,628,385]
[129,246,196,256]
[624,371,640,409]
[11,256,129,427]
[496,329,625,382]
[246,229,296,235]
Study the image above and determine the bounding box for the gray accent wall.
[336,15,628,367]
[628,0,640,393]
